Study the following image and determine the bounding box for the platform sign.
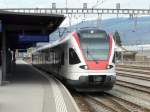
[19,35,49,42]
[0,20,2,32]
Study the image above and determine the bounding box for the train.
[32,28,116,92]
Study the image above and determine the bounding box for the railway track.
[116,71,150,81]
[116,64,150,89]
[116,64,150,81]
[83,93,150,112]
[116,80,150,93]
[87,94,130,112]
[72,93,94,112]
[116,68,150,75]
[71,89,150,112]
[116,64,150,71]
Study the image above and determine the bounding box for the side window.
[61,52,64,65]
[112,53,116,63]
[69,48,81,65]
[50,50,54,64]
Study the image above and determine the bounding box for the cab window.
[69,48,80,65]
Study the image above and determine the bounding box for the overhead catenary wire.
[92,0,108,8]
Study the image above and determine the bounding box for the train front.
[67,28,116,92]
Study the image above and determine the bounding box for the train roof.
[32,28,108,54]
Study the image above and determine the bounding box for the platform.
[0,60,79,112]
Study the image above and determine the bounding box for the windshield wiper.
[86,47,99,64]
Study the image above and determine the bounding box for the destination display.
[79,30,107,39]
[19,35,49,42]
[80,33,106,39]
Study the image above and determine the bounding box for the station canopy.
[0,10,65,50]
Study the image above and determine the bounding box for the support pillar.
[0,21,2,85]
[1,24,7,85]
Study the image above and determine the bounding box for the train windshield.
[78,29,109,61]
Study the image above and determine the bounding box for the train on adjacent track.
[32,28,116,92]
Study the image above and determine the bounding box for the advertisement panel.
[19,35,49,42]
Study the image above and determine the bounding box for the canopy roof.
[0,10,65,50]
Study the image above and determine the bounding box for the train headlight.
[107,65,113,69]
[80,65,88,70]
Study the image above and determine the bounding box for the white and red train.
[32,28,116,92]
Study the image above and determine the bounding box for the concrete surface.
[0,60,47,112]
[0,60,80,112]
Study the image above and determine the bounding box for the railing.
[0,8,150,15]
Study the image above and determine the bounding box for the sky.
[0,0,150,8]
[0,0,150,26]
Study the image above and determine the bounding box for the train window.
[69,48,80,65]
[112,53,116,63]
[50,50,54,64]
[61,52,64,65]
[54,52,59,64]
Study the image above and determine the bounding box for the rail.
[117,61,150,67]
